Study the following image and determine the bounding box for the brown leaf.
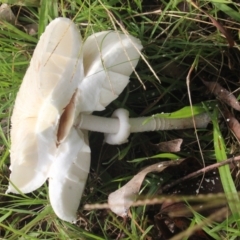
[108,159,185,217]
[150,139,183,152]
[224,110,240,140]
[202,79,240,111]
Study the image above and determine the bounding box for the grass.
[1,0,240,239]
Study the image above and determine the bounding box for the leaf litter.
[108,159,185,217]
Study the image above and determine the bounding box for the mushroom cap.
[48,30,142,221]
[80,31,143,112]
[8,17,84,194]
[7,18,143,223]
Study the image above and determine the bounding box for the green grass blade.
[211,1,240,22]
[211,107,240,229]
[38,0,49,38]
[152,101,216,119]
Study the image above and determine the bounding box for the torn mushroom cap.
[8,17,84,194]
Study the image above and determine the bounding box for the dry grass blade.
[84,193,234,211]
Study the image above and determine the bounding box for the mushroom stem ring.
[77,108,210,145]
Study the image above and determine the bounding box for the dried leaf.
[202,79,240,111]
[150,139,183,152]
[224,110,240,140]
[108,159,184,217]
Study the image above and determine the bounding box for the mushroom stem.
[76,108,210,145]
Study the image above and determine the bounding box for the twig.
[161,155,240,192]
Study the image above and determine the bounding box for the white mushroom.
[7,17,143,222]
[7,17,210,223]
